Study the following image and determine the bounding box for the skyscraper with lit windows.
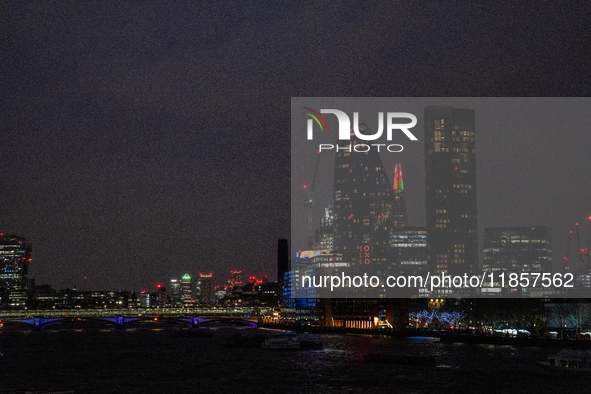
[424,106,477,278]
[199,273,213,305]
[0,234,32,306]
[180,274,192,304]
[333,124,394,277]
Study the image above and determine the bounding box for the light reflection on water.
[1,325,590,393]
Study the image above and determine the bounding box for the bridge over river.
[0,307,270,330]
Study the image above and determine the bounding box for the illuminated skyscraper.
[333,124,394,277]
[199,273,212,305]
[424,106,477,277]
[0,234,32,306]
[169,278,181,304]
[180,274,192,303]
[229,270,242,289]
[315,205,334,250]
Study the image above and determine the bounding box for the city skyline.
[3,3,591,291]
[292,98,591,278]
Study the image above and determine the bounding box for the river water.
[1,323,590,393]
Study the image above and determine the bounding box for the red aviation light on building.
[157,284,161,288]
[303,184,307,189]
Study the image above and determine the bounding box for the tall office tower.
[156,285,167,307]
[199,273,213,305]
[333,124,394,277]
[391,164,408,228]
[180,274,193,303]
[169,278,181,303]
[0,234,32,306]
[168,279,181,306]
[425,106,477,278]
[229,270,242,289]
[315,205,335,250]
[277,239,289,283]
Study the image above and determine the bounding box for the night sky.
[2,2,590,291]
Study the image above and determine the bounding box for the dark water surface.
[1,324,591,393]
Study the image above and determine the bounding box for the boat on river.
[539,349,591,371]
[261,335,300,349]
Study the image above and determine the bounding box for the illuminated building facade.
[296,249,347,299]
[229,270,242,289]
[390,227,428,274]
[199,273,212,305]
[295,250,346,320]
[389,227,429,297]
[333,124,396,277]
[483,227,552,273]
[169,278,181,304]
[0,234,32,306]
[315,205,335,250]
[482,227,552,297]
[424,106,477,278]
[180,274,192,304]
[282,270,299,308]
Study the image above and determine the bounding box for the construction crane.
[576,222,585,271]
[587,216,591,270]
[305,151,321,250]
[563,217,591,273]
[563,231,572,271]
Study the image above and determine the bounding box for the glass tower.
[333,124,395,277]
[424,106,477,278]
[0,234,32,306]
